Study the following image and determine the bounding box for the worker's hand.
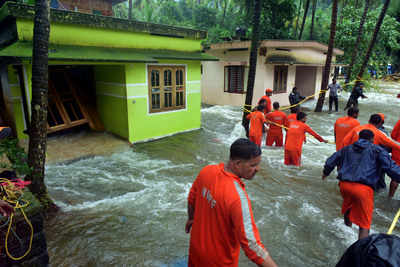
[323,139,329,143]
[185,219,194,233]
[0,200,13,217]
[322,174,327,180]
[362,95,368,99]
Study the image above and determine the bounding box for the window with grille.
[273,65,288,93]
[224,66,245,94]
[148,66,186,113]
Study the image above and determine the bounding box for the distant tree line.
[114,0,400,79]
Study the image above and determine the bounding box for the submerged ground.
[44,82,400,267]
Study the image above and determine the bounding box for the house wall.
[125,60,201,143]
[202,47,337,109]
[94,65,129,140]
[3,65,31,140]
[202,50,295,108]
[16,19,202,52]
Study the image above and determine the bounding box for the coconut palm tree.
[309,0,317,39]
[242,0,262,137]
[354,0,391,85]
[298,0,310,39]
[294,0,303,37]
[345,0,370,85]
[26,0,55,210]
[314,0,339,112]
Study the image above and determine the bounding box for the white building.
[201,40,344,107]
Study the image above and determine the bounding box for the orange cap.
[265,88,273,93]
[378,113,385,121]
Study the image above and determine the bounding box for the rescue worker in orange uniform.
[284,112,327,166]
[286,108,298,124]
[323,129,400,240]
[389,118,400,198]
[342,114,400,193]
[186,138,277,267]
[342,114,400,152]
[265,102,287,147]
[334,107,360,151]
[246,105,266,147]
[258,88,273,115]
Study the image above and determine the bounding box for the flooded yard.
[44,82,400,266]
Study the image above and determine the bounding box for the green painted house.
[0,1,216,143]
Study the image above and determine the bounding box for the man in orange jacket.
[265,102,287,147]
[342,114,400,151]
[284,112,327,166]
[286,107,298,127]
[258,88,273,115]
[389,118,400,198]
[246,105,266,147]
[343,114,400,193]
[186,138,277,267]
[334,107,360,151]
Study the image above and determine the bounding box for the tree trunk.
[309,0,317,40]
[345,0,369,85]
[314,0,338,112]
[294,0,302,37]
[221,0,228,26]
[298,0,310,40]
[353,0,391,87]
[26,0,55,210]
[242,0,261,137]
[128,0,132,19]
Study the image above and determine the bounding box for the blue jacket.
[323,139,400,190]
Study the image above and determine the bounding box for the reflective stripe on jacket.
[188,163,268,266]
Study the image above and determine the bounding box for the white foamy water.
[44,82,400,267]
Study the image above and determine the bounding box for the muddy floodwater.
[44,82,400,266]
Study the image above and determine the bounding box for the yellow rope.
[0,178,33,261]
[264,119,335,145]
[279,89,329,111]
[387,208,400,234]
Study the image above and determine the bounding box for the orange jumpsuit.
[188,163,269,267]
[334,116,360,151]
[286,113,297,127]
[246,111,266,147]
[258,96,271,114]
[284,120,324,166]
[342,123,400,152]
[265,110,287,147]
[391,120,400,165]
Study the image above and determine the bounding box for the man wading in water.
[322,129,400,240]
[185,138,277,267]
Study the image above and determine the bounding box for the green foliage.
[112,0,400,77]
[113,0,297,43]
[335,3,400,81]
[0,139,31,176]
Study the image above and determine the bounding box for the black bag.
[336,234,400,267]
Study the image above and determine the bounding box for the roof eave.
[208,40,344,55]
